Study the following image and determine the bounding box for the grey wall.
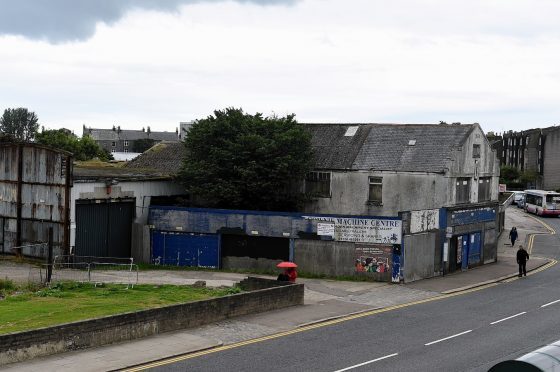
[131,223,151,263]
[403,232,436,283]
[543,129,560,190]
[294,239,392,281]
[304,171,448,216]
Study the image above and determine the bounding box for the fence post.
[46,227,53,283]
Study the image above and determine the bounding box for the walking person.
[517,244,529,277]
[509,227,518,247]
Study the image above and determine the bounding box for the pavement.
[1,205,556,372]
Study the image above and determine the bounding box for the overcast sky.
[1,0,560,135]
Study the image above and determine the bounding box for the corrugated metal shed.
[0,143,72,257]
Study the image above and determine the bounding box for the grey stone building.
[83,125,179,155]
[494,126,560,190]
[302,122,499,216]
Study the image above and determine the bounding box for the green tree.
[132,138,156,153]
[499,165,520,186]
[519,170,539,187]
[36,129,113,161]
[0,108,39,141]
[178,108,313,211]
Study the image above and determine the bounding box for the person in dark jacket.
[517,245,529,277]
[509,227,518,246]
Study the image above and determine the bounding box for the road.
[141,216,560,372]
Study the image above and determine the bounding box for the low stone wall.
[0,277,304,366]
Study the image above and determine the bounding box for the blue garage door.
[151,231,219,268]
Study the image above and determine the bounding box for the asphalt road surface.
[144,216,560,372]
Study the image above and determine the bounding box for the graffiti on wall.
[305,216,402,244]
[354,244,392,273]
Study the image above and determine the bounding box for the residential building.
[493,126,560,190]
[82,125,179,155]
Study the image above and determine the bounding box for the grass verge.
[0,281,241,335]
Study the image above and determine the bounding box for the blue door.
[468,232,482,266]
[151,231,220,268]
[461,235,469,270]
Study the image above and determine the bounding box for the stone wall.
[0,277,304,366]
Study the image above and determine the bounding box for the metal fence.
[39,255,139,288]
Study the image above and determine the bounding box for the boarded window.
[472,144,481,158]
[478,177,491,202]
[456,177,470,204]
[305,171,331,197]
[368,177,383,203]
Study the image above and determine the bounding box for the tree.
[178,108,313,211]
[500,165,520,184]
[0,108,40,141]
[35,129,113,161]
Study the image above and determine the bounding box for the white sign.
[410,209,439,233]
[304,216,402,244]
[317,223,335,236]
[443,242,449,262]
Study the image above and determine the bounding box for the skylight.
[344,126,359,137]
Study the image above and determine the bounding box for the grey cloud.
[0,0,296,43]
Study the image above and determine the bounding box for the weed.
[0,278,15,291]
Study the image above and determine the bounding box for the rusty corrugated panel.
[0,143,73,257]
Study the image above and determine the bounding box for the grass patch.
[0,281,241,335]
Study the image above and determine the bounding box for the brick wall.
[0,277,304,365]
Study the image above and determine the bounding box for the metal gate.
[75,200,135,258]
[151,231,219,268]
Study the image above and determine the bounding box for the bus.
[524,190,560,216]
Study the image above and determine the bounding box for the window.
[124,148,128,153]
[111,141,116,147]
[111,149,115,153]
[368,177,383,204]
[124,140,129,147]
[305,172,331,197]
[478,177,491,202]
[456,177,470,204]
[472,144,481,158]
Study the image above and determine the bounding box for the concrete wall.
[403,232,436,283]
[304,171,448,216]
[543,129,560,190]
[131,223,151,263]
[0,277,304,366]
[294,239,392,281]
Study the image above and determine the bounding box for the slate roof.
[304,123,476,173]
[125,141,186,175]
[84,127,179,142]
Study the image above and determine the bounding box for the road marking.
[525,215,556,254]
[123,284,500,371]
[490,312,526,325]
[332,353,398,372]
[541,299,560,308]
[424,330,472,346]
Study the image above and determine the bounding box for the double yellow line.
[123,281,500,371]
